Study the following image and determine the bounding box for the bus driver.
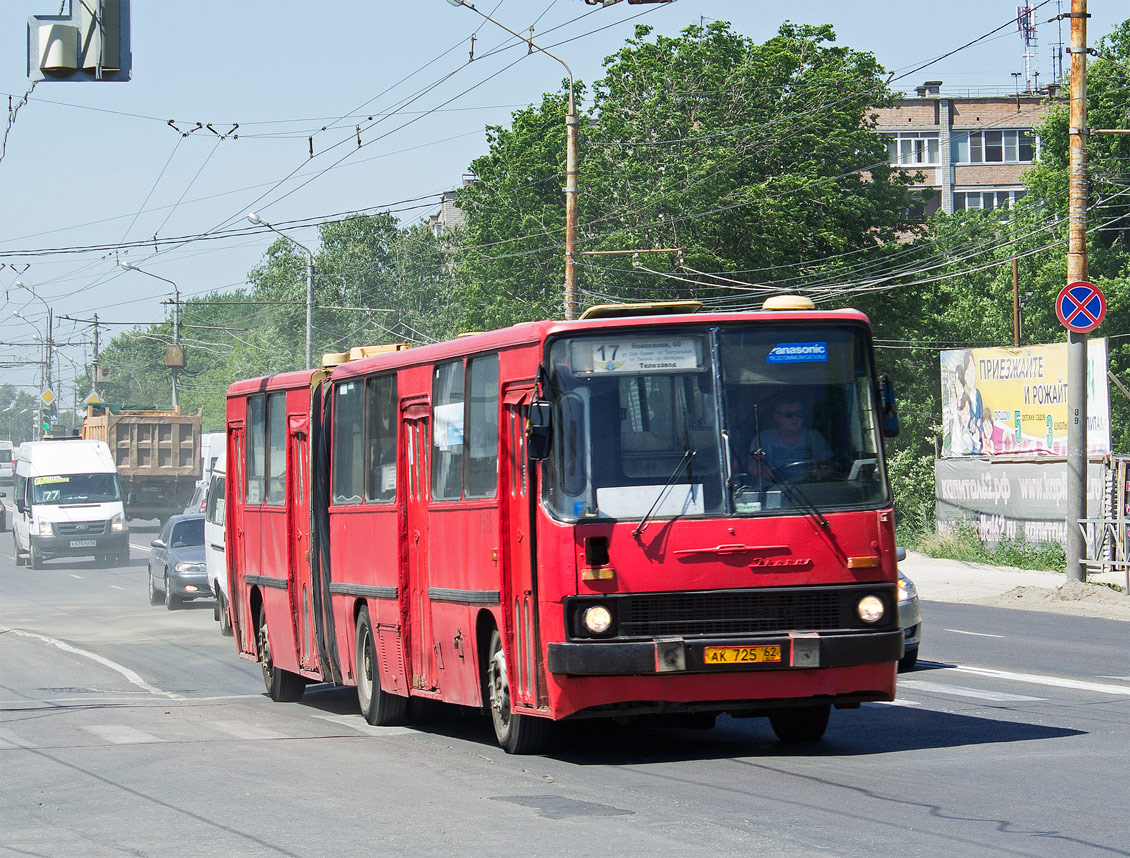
[749,397,833,483]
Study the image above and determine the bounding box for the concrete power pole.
[1065,0,1089,581]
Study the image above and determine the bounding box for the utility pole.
[92,313,100,398]
[1065,0,1088,581]
[1012,258,1020,346]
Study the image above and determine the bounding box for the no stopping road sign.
[1055,281,1106,333]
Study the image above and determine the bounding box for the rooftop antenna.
[1017,5,1039,92]
[1051,0,1065,82]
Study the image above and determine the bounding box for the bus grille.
[613,589,866,638]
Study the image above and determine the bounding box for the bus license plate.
[703,645,782,665]
[70,539,97,548]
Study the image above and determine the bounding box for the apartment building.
[873,80,1061,218]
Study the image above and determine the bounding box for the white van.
[12,439,130,569]
[0,439,14,485]
[204,444,231,634]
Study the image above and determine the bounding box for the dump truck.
[82,404,201,522]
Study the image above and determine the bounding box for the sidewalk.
[901,549,1130,621]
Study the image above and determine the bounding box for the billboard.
[936,458,1107,549]
[940,340,1110,458]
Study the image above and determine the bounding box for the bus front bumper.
[547,630,904,676]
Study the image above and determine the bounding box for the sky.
[0,0,1120,404]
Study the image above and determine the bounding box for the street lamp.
[445,0,580,319]
[118,261,182,407]
[247,212,316,369]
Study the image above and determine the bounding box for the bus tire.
[258,604,305,702]
[769,704,831,743]
[14,532,26,566]
[487,628,550,754]
[218,592,233,637]
[29,544,43,570]
[355,606,407,726]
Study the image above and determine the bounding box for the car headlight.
[581,604,613,635]
[856,595,886,624]
[174,561,206,574]
[898,576,918,603]
[36,520,53,537]
[110,512,126,533]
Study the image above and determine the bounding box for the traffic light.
[27,0,131,83]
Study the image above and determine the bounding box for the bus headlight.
[36,520,54,537]
[581,605,613,635]
[110,513,126,532]
[856,595,885,624]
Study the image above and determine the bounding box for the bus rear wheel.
[355,606,408,726]
[258,604,305,702]
[486,629,550,754]
[768,704,831,743]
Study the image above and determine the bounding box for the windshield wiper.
[632,449,696,539]
[751,455,831,530]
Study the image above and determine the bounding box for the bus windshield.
[543,323,889,521]
[32,473,121,505]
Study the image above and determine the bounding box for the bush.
[910,520,1066,572]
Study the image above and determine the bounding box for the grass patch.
[905,521,1066,573]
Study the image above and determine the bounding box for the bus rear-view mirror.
[527,400,553,461]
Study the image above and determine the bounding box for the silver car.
[147,514,208,610]
[897,553,923,672]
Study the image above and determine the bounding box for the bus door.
[288,413,318,672]
[227,419,250,654]
[401,399,438,692]
[502,386,544,708]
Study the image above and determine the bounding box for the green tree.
[456,21,920,327]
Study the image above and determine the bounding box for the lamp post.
[247,213,316,369]
[445,0,580,319]
[119,261,181,407]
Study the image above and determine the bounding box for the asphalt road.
[2,523,1128,857]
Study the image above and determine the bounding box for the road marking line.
[898,679,1043,702]
[311,714,415,737]
[0,728,38,750]
[948,665,1130,696]
[69,574,83,580]
[2,628,181,700]
[110,585,124,590]
[82,725,165,745]
[207,720,287,740]
[943,628,1005,638]
[866,699,921,707]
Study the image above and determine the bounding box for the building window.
[953,190,1026,212]
[884,132,940,166]
[954,130,1037,164]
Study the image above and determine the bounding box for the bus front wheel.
[258,604,306,702]
[486,629,550,755]
[769,704,831,743]
[355,606,408,726]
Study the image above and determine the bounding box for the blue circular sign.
[1055,281,1106,333]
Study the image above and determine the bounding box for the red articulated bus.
[224,299,904,753]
